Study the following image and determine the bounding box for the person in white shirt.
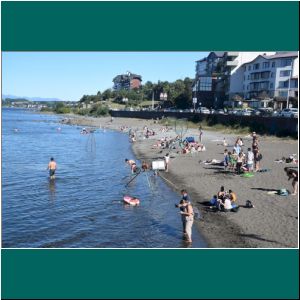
[247,147,254,172]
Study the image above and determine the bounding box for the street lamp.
[192,97,197,112]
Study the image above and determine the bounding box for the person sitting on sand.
[219,196,233,212]
[209,195,219,209]
[217,186,226,201]
[284,167,298,196]
[228,189,238,209]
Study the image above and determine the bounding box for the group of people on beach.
[223,132,262,174]
[209,186,239,212]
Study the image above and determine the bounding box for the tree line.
[79,77,194,109]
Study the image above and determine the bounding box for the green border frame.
[1,1,299,51]
[1,1,299,299]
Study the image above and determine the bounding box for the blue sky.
[2,52,208,101]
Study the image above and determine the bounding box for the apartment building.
[193,52,276,108]
[113,72,142,91]
[242,52,298,108]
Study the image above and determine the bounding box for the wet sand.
[61,114,298,248]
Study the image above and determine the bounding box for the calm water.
[2,108,206,248]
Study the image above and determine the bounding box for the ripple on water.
[2,109,206,248]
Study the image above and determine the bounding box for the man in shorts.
[47,157,57,179]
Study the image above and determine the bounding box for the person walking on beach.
[179,199,194,243]
[47,157,57,179]
[199,126,203,143]
[164,153,170,172]
[284,167,298,196]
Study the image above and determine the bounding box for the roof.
[196,57,207,63]
[262,51,298,59]
[243,51,298,66]
[213,51,225,57]
[207,51,225,59]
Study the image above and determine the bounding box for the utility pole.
[286,59,294,109]
[152,91,154,110]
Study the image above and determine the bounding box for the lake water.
[2,108,206,248]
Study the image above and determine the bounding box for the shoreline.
[59,114,298,248]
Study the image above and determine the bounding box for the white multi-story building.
[228,52,276,98]
[194,52,276,108]
[242,52,298,106]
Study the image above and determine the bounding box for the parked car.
[228,109,239,115]
[237,109,252,116]
[257,108,274,117]
[216,109,225,114]
[280,108,298,118]
[272,110,281,117]
[197,107,210,114]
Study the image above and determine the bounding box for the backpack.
[245,200,254,208]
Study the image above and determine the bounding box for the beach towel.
[185,137,195,143]
[242,172,254,178]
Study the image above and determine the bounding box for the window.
[253,63,260,70]
[261,71,270,79]
[251,73,260,80]
[270,83,273,89]
[270,72,274,78]
[272,62,276,68]
[248,65,251,71]
[247,85,249,90]
[263,62,270,69]
[198,77,212,91]
[281,59,292,67]
[278,81,289,88]
[280,70,291,77]
[279,91,288,97]
[248,75,250,80]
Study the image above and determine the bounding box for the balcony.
[227,52,239,57]
[226,60,238,67]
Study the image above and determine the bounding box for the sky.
[2,52,208,101]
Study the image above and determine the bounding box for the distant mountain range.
[2,94,65,102]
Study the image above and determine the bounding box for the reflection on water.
[2,108,206,248]
[48,179,56,202]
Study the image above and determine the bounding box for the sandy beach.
[61,114,298,248]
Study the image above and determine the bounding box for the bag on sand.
[245,200,254,208]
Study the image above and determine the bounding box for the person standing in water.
[47,157,57,179]
[179,199,194,243]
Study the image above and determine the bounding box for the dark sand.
[62,115,298,248]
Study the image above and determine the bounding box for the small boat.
[123,196,140,206]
